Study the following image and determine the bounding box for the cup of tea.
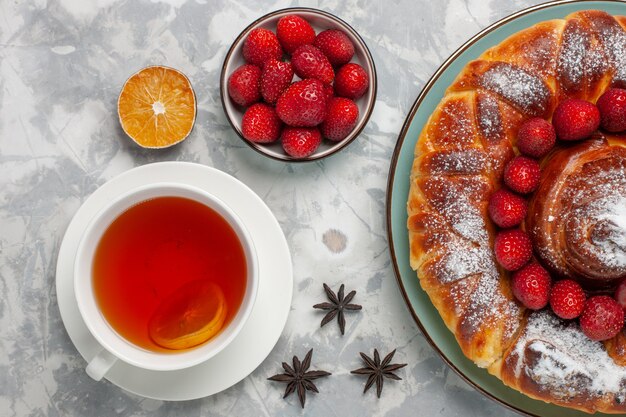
[74,183,259,380]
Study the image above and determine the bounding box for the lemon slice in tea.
[117,65,196,148]
[149,280,227,350]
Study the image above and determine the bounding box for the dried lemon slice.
[149,280,227,350]
[117,65,196,148]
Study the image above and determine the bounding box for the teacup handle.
[86,348,118,381]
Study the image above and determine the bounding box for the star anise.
[267,349,331,408]
[313,283,362,335]
[351,349,407,398]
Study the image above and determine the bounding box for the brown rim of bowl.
[219,7,377,163]
[118,65,197,149]
[385,1,625,416]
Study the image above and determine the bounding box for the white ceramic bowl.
[74,183,258,378]
[220,7,377,162]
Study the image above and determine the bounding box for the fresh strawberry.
[241,103,282,143]
[276,15,316,54]
[276,79,327,127]
[281,126,322,158]
[511,263,551,310]
[323,83,334,101]
[493,229,533,271]
[334,63,369,100]
[313,29,355,67]
[291,45,334,85]
[552,98,600,141]
[488,188,527,228]
[596,88,626,132]
[320,97,359,141]
[580,296,624,341]
[550,280,586,319]
[615,279,626,311]
[260,59,293,104]
[503,156,541,194]
[242,28,283,67]
[227,64,261,107]
[517,118,556,158]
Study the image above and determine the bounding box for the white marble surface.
[0,0,548,415]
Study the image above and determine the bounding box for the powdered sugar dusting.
[422,149,488,175]
[427,97,477,149]
[557,20,588,92]
[465,269,520,344]
[557,11,626,92]
[423,176,489,244]
[451,210,485,242]
[421,174,521,345]
[512,311,626,401]
[556,17,611,93]
[476,93,503,143]
[479,63,551,117]
[564,161,626,276]
[586,195,626,268]
[438,244,492,285]
[586,12,626,86]
[521,27,559,79]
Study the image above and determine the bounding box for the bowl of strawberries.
[220,7,377,161]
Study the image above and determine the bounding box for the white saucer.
[55,162,293,401]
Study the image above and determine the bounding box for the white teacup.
[74,183,259,381]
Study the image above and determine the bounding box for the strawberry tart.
[407,10,626,414]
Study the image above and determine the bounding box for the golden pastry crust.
[407,10,626,414]
[488,311,626,414]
